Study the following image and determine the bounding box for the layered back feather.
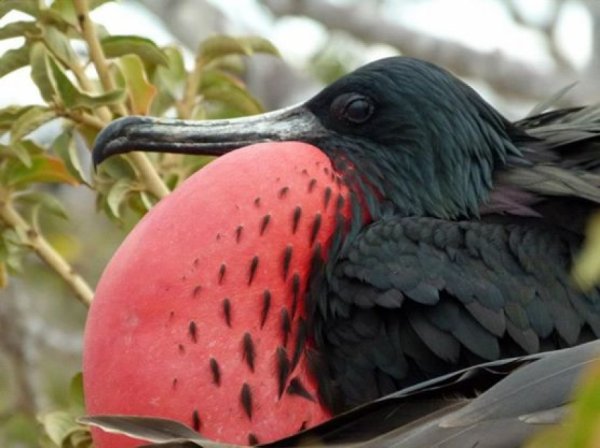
[486,103,600,230]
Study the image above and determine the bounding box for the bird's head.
[94,57,522,219]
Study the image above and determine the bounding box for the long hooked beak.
[92,104,327,167]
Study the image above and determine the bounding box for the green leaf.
[0,262,6,288]
[525,361,600,448]
[139,191,155,210]
[101,35,168,67]
[10,106,56,143]
[39,411,78,446]
[107,179,134,218]
[6,250,23,273]
[67,429,93,448]
[118,54,157,115]
[51,0,114,24]
[49,0,78,25]
[17,191,69,220]
[52,130,88,184]
[11,136,47,167]
[48,56,126,109]
[43,25,79,69]
[30,42,56,103]
[200,69,246,91]
[237,35,280,57]
[108,61,126,90]
[78,88,126,109]
[69,372,85,412]
[197,36,246,66]
[36,369,92,448]
[48,55,88,107]
[0,0,39,20]
[0,139,37,167]
[150,46,185,116]
[573,212,600,289]
[0,20,39,40]
[208,54,246,75]
[0,106,36,133]
[93,23,110,40]
[198,35,280,66]
[203,83,263,116]
[0,228,24,275]
[199,69,264,117]
[7,153,80,187]
[154,46,186,96]
[0,45,31,79]
[568,361,600,447]
[99,155,136,180]
[90,0,114,10]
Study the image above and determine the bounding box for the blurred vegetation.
[0,0,599,447]
[0,0,278,445]
[309,32,363,85]
[526,360,600,448]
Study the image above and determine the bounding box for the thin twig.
[60,109,106,131]
[127,152,171,197]
[0,200,94,307]
[179,56,204,119]
[73,0,126,116]
[73,0,170,199]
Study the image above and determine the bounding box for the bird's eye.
[331,94,374,124]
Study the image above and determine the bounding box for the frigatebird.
[86,57,600,447]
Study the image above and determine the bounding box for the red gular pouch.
[84,142,353,446]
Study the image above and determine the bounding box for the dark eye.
[331,93,374,124]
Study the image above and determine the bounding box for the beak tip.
[92,116,152,167]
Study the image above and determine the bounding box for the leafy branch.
[0,0,280,313]
[73,0,169,199]
[0,197,93,306]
